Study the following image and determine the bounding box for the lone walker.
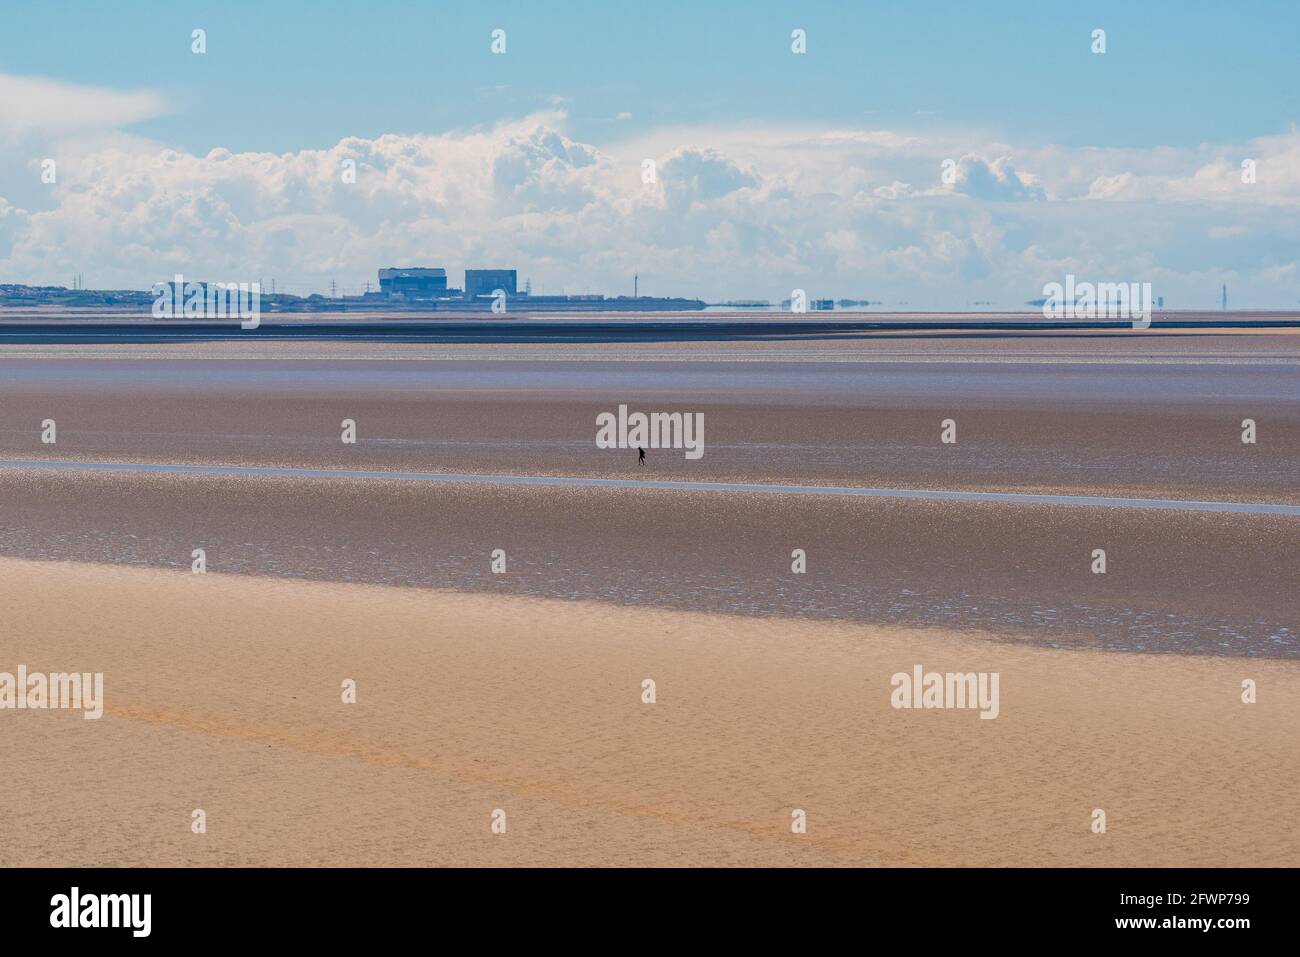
[637,447,646,466]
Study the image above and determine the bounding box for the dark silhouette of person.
[637,447,646,466]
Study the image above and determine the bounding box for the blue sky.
[3,0,1297,153]
[1,0,1298,305]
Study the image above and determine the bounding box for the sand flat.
[2,335,1297,504]
[2,556,1294,866]
[0,468,1292,658]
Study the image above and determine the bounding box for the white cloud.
[873,181,915,200]
[0,73,166,135]
[658,147,759,209]
[0,96,1298,306]
[951,155,1044,201]
[1085,172,1138,200]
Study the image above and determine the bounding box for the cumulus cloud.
[951,155,1044,201]
[491,123,603,211]
[0,94,1298,307]
[657,147,759,211]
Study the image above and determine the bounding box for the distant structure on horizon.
[1222,283,1228,310]
[464,269,517,300]
[377,267,449,298]
[373,266,521,301]
[374,265,702,312]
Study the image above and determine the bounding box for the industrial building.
[372,265,702,311]
[464,269,517,300]
[377,267,448,299]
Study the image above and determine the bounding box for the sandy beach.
[1,330,1296,867]
[3,555,1296,867]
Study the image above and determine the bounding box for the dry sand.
[3,556,1294,867]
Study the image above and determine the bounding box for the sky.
[1,0,1298,306]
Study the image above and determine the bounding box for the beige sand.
[2,556,1294,867]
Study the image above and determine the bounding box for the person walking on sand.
[637,447,646,466]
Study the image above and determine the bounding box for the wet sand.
[0,333,1298,504]
[0,330,1296,657]
[3,556,1295,867]
[0,469,1293,658]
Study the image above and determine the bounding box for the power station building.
[369,264,702,311]
[464,269,517,300]
[378,266,517,301]
[377,267,448,298]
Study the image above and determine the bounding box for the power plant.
[371,266,703,312]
